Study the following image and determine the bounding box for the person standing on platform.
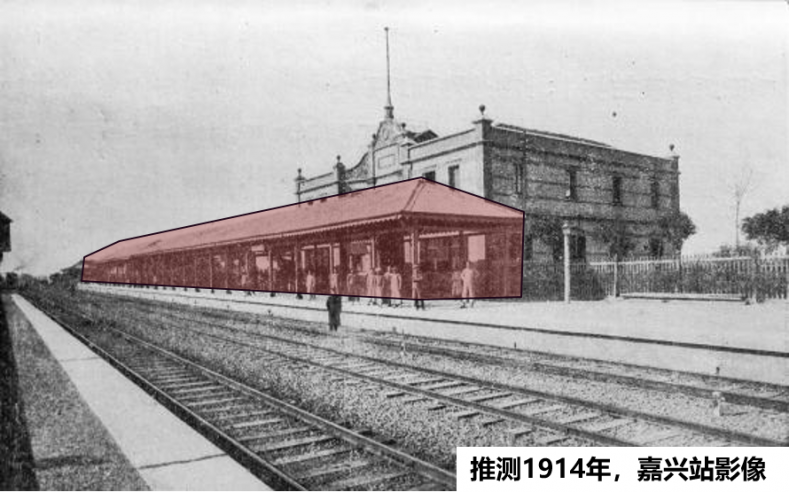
[451,266,462,302]
[382,267,392,307]
[389,266,403,307]
[366,266,377,305]
[373,267,385,302]
[326,295,342,331]
[412,264,425,310]
[460,260,477,308]
[346,268,358,302]
[306,268,316,299]
[329,266,340,295]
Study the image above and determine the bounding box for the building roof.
[495,123,612,148]
[86,178,523,264]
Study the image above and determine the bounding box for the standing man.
[373,267,384,304]
[412,264,425,310]
[382,267,392,307]
[389,266,403,307]
[346,266,358,302]
[306,268,316,299]
[326,295,342,332]
[460,260,477,308]
[365,266,377,305]
[329,266,340,295]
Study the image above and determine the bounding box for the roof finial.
[384,27,394,120]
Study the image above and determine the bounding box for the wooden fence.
[521,254,789,301]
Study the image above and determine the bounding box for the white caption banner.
[458,447,787,500]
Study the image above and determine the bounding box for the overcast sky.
[1,0,787,275]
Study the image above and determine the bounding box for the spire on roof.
[384,27,394,120]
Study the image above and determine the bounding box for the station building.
[297,101,681,263]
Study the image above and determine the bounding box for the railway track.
[26,295,456,491]
[357,333,789,413]
[87,295,786,448]
[103,289,789,414]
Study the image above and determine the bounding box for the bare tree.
[731,164,755,248]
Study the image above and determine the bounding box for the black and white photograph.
[1,0,787,494]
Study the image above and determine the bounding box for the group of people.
[363,266,404,307]
[324,260,478,332]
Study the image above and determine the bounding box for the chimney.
[295,168,305,202]
[334,155,347,194]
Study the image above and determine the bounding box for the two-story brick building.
[297,101,680,264]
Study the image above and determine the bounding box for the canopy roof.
[85,178,524,264]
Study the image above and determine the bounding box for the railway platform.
[3,294,271,491]
[84,284,788,386]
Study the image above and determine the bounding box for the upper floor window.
[448,165,459,188]
[423,170,436,181]
[566,169,578,201]
[650,179,660,208]
[612,175,623,206]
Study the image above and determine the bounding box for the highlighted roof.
[85,178,523,264]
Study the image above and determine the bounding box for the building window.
[570,234,586,261]
[649,238,664,258]
[515,165,527,195]
[448,165,459,188]
[423,170,436,181]
[650,179,660,208]
[521,235,533,261]
[612,175,623,206]
[566,169,578,201]
[551,234,586,262]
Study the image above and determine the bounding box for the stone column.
[562,221,572,303]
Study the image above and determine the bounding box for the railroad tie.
[272,446,354,467]
[556,412,600,425]
[403,377,441,386]
[448,410,480,420]
[168,385,225,395]
[507,427,534,438]
[296,459,371,481]
[190,396,245,408]
[228,417,283,430]
[465,392,510,404]
[535,434,571,446]
[325,471,408,491]
[251,434,335,453]
[210,410,273,423]
[420,381,464,391]
[479,417,505,427]
[582,418,632,433]
[495,398,539,409]
[399,395,429,404]
[518,404,565,416]
[241,426,313,444]
[441,386,483,397]
[408,482,448,491]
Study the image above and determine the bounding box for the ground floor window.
[649,238,665,258]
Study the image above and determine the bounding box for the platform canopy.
[85,178,524,265]
[83,178,524,299]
